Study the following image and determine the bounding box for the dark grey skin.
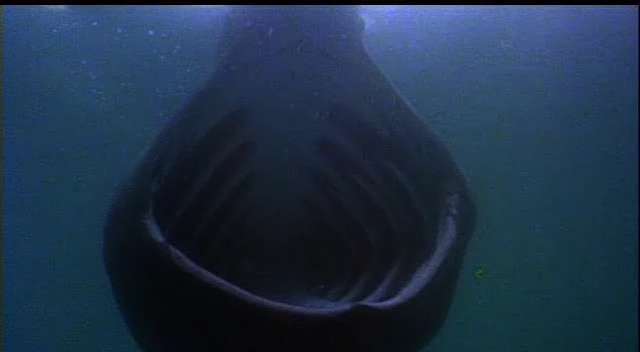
[104,6,475,352]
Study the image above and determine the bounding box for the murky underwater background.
[3,5,638,351]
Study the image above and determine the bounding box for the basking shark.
[104,5,475,352]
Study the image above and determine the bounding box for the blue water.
[4,5,638,351]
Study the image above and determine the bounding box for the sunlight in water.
[42,5,69,10]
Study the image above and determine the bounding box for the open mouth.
[145,104,452,310]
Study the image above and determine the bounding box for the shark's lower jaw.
[146,105,445,309]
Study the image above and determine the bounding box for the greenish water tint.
[4,5,638,351]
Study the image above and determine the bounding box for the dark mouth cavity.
[148,106,441,308]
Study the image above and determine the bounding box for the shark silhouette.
[104,6,475,352]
